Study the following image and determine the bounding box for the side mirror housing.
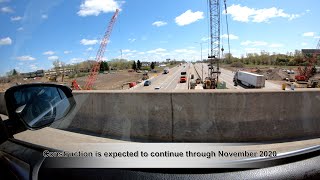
[4,83,76,130]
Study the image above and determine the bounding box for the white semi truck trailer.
[233,71,265,88]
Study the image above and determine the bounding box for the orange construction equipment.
[295,49,319,82]
[72,9,119,90]
[71,80,81,90]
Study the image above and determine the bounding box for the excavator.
[295,48,320,88]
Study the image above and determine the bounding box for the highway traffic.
[132,63,286,91]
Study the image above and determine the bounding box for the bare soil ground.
[0,71,147,91]
[222,65,298,80]
[70,71,143,90]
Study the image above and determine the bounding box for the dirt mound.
[263,68,289,80]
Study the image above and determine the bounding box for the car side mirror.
[4,83,76,130]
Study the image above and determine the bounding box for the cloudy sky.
[0,0,319,74]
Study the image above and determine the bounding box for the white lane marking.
[165,66,186,90]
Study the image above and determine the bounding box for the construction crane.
[72,9,119,90]
[204,0,229,89]
[295,39,320,83]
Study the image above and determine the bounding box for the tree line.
[204,50,320,67]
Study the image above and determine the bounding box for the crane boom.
[83,9,119,90]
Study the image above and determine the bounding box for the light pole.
[195,42,205,81]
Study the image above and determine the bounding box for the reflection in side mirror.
[15,104,26,114]
[5,84,76,129]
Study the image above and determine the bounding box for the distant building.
[142,62,151,67]
[21,69,45,78]
[301,49,320,55]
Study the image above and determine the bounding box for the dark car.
[144,80,151,86]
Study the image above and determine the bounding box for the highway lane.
[133,64,190,91]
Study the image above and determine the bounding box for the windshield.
[0,0,320,156]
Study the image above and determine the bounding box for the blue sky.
[0,0,319,74]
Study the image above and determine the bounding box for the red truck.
[180,72,187,83]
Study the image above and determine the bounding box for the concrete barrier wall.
[60,92,173,142]
[57,90,320,142]
[1,90,320,142]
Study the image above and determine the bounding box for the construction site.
[1,0,319,92]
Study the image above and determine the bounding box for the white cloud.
[122,49,136,53]
[201,37,210,41]
[147,48,167,54]
[64,50,71,54]
[221,34,239,40]
[302,32,314,37]
[10,16,22,21]
[128,38,136,43]
[70,58,85,64]
[77,0,122,16]
[226,4,300,23]
[17,27,23,31]
[269,43,284,48]
[152,21,167,27]
[29,64,38,70]
[174,49,196,54]
[1,6,13,13]
[43,51,55,55]
[48,56,59,61]
[86,47,93,51]
[175,10,204,26]
[244,48,261,53]
[241,40,268,46]
[301,42,307,46]
[314,36,320,39]
[0,37,12,45]
[16,55,36,61]
[80,39,98,45]
[41,14,48,19]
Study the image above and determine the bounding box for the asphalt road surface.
[133,63,191,91]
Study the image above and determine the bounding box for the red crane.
[295,39,320,82]
[72,9,119,90]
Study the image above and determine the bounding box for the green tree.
[6,69,19,76]
[150,62,155,69]
[53,60,61,75]
[132,61,137,70]
[137,60,141,70]
[104,61,109,71]
[100,61,105,71]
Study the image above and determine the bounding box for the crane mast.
[207,0,221,88]
[83,9,119,90]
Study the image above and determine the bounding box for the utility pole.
[195,42,205,81]
[120,49,123,59]
[202,64,204,81]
